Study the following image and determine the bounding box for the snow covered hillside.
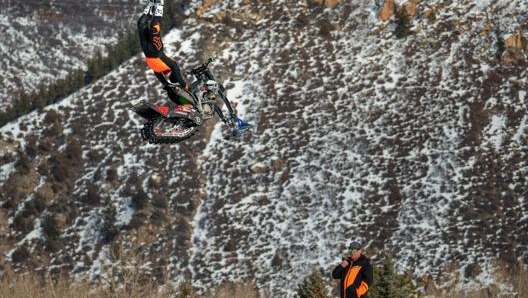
[0,0,138,109]
[1,0,527,297]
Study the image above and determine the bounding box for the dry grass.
[0,272,169,298]
[0,271,263,298]
[0,273,88,298]
[427,263,528,298]
[1,263,526,298]
[201,282,264,298]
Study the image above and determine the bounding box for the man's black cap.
[348,241,362,250]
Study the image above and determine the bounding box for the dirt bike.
[132,58,249,144]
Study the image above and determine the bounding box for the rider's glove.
[154,0,164,17]
[143,0,155,15]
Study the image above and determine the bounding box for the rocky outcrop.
[196,0,263,24]
[195,0,220,17]
[379,0,395,21]
[501,31,528,65]
[0,138,18,157]
[402,1,418,18]
[504,31,528,51]
[309,0,343,8]
[378,0,420,21]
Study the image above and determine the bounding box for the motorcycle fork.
[197,71,237,128]
[216,91,238,128]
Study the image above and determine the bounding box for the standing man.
[332,241,373,298]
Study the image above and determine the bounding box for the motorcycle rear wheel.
[141,116,198,144]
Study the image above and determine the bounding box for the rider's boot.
[163,85,181,105]
[235,117,251,131]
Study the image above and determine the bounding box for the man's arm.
[332,259,349,279]
[332,264,344,279]
[357,263,373,297]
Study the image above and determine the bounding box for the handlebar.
[190,57,215,75]
[204,57,214,67]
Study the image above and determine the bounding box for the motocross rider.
[137,0,189,92]
[137,0,251,132]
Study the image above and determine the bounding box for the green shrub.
[42,214,60,239]
[297,269,329,298]
[49,153,70,182]
[42,214,62,252]
[151,193,167,209]
[106,166,119,183]
[87,149,105,163]
[81,183,102,206]
[64,137,82,164]
[43,109,61,125]
[395,8,412,39]
[131,191,149,210]
[11,245,31,263]
[150,209,167,227]
[318,19,334,38]
[494,28,505,61]
[369,254,424,298]
[11,214,34,235]
[15,152,32,175]
[99,200,118,244]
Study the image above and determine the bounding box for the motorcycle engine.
[203,89,216,101]
[196,80,219,116]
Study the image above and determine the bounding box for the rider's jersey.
[138,15,164,58]
[137,14,187,87]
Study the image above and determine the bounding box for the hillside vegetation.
[1,0,527,297]
[2,258,527,298]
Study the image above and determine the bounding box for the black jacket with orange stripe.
[332,254,373,298]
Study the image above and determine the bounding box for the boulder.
[0,138,18,158]
[504,31,527,51]
[324,0,342,8]
[196,0,220,17]
[423,9,434,19]
[309,0,342,8]
[501,31,528,66]
[379,0,395,21]
[250,162,268,174]
[402,1,418,18]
